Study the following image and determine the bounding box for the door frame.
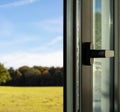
[81,0,120,112]
[65,0,120,112]
[65,0,74,112]
[65,0,81,112]
[81,0,93,111]
[117,0,120,111]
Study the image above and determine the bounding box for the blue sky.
[0,0,63,68]
[94,0,101,12]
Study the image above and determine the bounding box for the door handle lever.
[82,42,114,65]
[90,50,114,58]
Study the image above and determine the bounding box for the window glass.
[93,0,113,112]
[0,0,63,112]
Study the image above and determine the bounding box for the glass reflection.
[93,0,113,112]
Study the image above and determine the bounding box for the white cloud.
[33,17,63,33]
[0,35,40,48]
[0,0,38,8]
[0,51,63,69]
[48,36,63,46]
[29,35,63,52]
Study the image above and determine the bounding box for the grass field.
[0,86,63,112]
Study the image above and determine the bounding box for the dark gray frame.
[65,0,93,111]
[65,0,81,112]
[117,0,120,111]
[65,0,74,112]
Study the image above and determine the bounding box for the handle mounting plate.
[82,42,114,65]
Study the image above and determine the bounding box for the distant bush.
[3,65,64,86]
[0,63,11,85]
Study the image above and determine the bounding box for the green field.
[0,86,63,112]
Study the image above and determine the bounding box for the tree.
[8,67,15,81]
[0,63,11,84]
[18,66,30,85]
[33,66,44,74]
[24,68,41,86]
[49,67,55,76]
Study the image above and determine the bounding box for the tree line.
[0,64,64,86]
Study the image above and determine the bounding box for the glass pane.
[93,0,113,112]
[0,0,63,112]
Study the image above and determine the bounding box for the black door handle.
[82,42,114,65]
